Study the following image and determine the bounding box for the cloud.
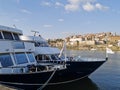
[68,0,81,4]
[82,3,109,12]
[65,4,79,12]
[41,1,52,7]
[65,0,80,12]
[41,1,64,8]
[58,19,64,22]
[82,2,95,12]
[95,3,109,11]
[39,0,109,12]
[55,2,64,7]
[21,9,32,14]
[64,0,109,12]
[43,24,53,28]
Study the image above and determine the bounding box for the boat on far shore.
[90,48,97,51]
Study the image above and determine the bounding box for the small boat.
[90,48,97,51]
[0,25,66,89]
[20,32,107,87]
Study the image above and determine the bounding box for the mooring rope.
[37,69,57,90]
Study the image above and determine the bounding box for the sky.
[0,0,120,39]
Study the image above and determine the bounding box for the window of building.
[3,31,13,40]
[0,54,13,67]
[14,53,28,64]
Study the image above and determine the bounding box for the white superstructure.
[20,35,62,61]
[0,25,36,74]
[20,36,60,54]
[0,25,65,75]
[0,25,22,35]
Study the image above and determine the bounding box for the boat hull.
[48,60,106,84]
[0,60,106,89]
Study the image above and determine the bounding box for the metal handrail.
[37,60,66,65]
[0,65,26,69]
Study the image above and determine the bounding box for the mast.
[31,30,39,41]
[64,39,67,62]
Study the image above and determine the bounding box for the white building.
[118,40,120,47]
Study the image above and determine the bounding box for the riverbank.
[57,45,120,51]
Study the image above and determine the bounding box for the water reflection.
[44,77,99,90]
[0,78,99,90]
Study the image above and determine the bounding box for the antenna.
[31,30,39,41]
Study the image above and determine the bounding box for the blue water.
[90,51,120,90]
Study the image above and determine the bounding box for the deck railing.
[0,66,28,74]
[0,63,66,74]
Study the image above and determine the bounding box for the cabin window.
[36,55,42,60]
[0,54,13,67]
[13,33,20,40]
[44,55,50,60]
[0,32,3,39]
[3,31,13,40]
[35,42,49,47]
[14,53,28,64]
[35,55,50,61]
[27,53,36,62]
[51,55,58,60]
[39,55,50,60]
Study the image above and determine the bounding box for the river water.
[0,50,120,90]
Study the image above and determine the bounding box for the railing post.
[36,67,37,72]
[12,67,14,73]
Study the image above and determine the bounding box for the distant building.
[118,40,120,47]
[69,37,95,46]
[70,37,83,42]
[109,36,120,42]
[49,32,119,47]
